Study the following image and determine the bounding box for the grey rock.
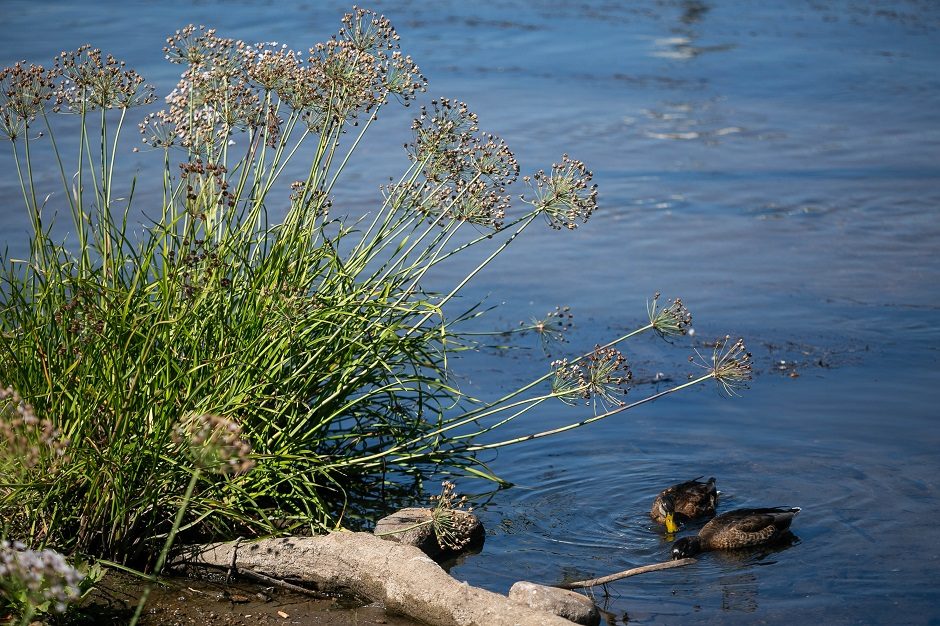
[509,581,600,626]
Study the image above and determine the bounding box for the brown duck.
[651,476,719,533]
[671,506,801,558]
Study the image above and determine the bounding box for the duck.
[651,476,719,533]
[671,506,801,558]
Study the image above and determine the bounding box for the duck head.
[657,494,680,533]
[672,536,703,559]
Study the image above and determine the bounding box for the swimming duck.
[671,506,801,558]
[651,476,719,533]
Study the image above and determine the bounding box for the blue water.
[2,1,939,623]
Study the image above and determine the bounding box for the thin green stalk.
[405,211,539,337]
[465,372,715,451]
[129,466,201,626]
[323,102,382,197]
[9,144,33,229]
[39,107,76,215]
[339,322,657,469]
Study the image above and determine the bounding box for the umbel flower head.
[551,346,632,409]
[521,305,574,353]
[0,541,84,615]
[173,412,254,475]
[54,45,155,111]
[648,292,692,338]
[690,336,753,396]
[521,154,598,230]
[0,62,58,140]
[401,98,518,230]
[429,481,476,551]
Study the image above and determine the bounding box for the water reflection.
[651,1,735,60]
[679,1,710,25]
[718,571,759,612]
[711,534,800,613]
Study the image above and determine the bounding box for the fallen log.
[175,531,576,626]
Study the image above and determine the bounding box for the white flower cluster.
[0,540,83,614]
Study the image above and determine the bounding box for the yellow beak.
[665,513,679,534]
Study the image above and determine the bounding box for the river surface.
[2,1,939,624]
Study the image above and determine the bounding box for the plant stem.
[129,467,201,626]
[465,372,715,451]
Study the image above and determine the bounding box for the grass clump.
[0,6,751,617]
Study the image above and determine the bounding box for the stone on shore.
[509,581,600,626]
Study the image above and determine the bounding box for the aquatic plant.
[0,7,750,608]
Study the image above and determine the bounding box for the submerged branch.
[555,558,697,590]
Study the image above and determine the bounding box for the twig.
[236,567,329,598]
[554,558,697,590]
[226,537,243,583]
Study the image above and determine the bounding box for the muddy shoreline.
[81,569,421,626]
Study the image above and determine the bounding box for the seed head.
[648,292,692,338]
[428,481,476,551]
[54,46,155,111]
[522,155,598,230]
[522,306,574,353]
[173,412,254,476]
[0,62,58,140]
[406,99,518,229]
[689,336,752,396]
[551,346,632,409]
[0,385,69,475]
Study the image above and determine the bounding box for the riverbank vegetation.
[0,7,751,621]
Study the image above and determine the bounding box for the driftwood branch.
[174,531,575,626]
[236,567,326,597]
[555,558,697,589]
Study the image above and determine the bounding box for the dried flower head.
[428,481,476,551]
[522,155,598,230]
[243,42,301,91]
[0,385,69,476]
[408,98,479,182]
[0,541,83,615]
[648,292,692,338]
[551,346,632,409]
[309,38,381,123]
[164,24,214,66]
[339,6,399,54]
[54,45,154,111]
[383,51,426,104]
[406,99,518,229]
[689,336,752,396]
[173,412,254,475]
[138,110,177,149]
[522,305,574,353]
[0,62,58,140]
[445,178,509,229]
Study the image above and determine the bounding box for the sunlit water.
[2,1,939,623]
